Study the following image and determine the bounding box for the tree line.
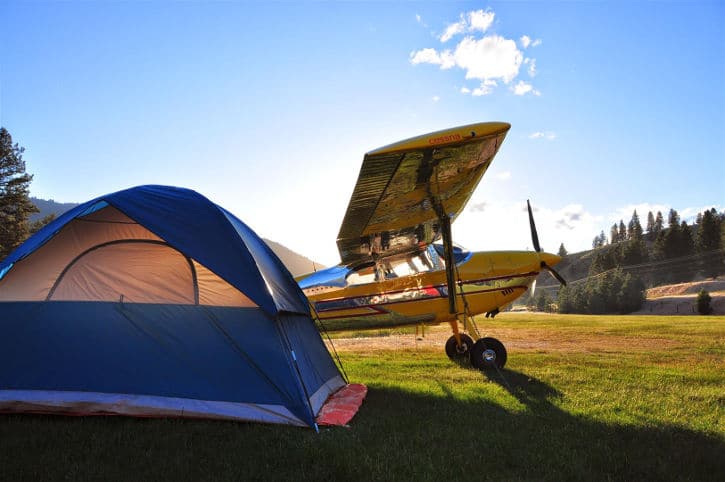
[590,207,724,282]
[530,207,723,315]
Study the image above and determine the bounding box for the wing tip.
[366,121,510,156]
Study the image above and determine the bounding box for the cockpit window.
[345,249,445,286]
[432,243,471,265]
[345,262,377,285]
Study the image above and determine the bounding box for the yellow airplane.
[297,122,565,370]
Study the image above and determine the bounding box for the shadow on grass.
[0,371,722,481]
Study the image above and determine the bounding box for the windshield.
[432,242,471,265]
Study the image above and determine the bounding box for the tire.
[445,334,475,362]
[470,337,507,370]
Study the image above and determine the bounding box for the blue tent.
[0,185,345,428]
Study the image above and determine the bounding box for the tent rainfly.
[0,185,346,428]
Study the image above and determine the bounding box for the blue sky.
[1,1,723,265]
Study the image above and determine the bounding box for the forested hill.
[30,197,78,222]
[28,198,325,277]
[538,207,724,290]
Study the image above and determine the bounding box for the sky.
[1,1,723,266]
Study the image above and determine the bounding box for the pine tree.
[696,208,720,253]
[654,211,664,237]
[557,285,572,313]
[558,243,568,257]
[619,220,627,242]
[697,208,725,278]
[0,128,38,260]
[680,221,695,257]
[667,209,680,229]
[610,224,619,244]
[630,210,643,241]
[592,231,606,249]
[646,211,655,241]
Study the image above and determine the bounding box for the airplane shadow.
[354,367,724,481]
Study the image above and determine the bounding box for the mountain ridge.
[30,197,325,277]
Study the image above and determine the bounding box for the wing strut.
[440,214,457,314]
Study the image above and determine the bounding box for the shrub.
[696,290,712,315]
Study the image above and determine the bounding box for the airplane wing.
[337,122,511,266]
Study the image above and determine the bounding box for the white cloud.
[412,8,542,98]
[457,201,603,254]
[432,95,440,102]
[410,48,442,65]
[455,35,522,82]
[440,9,495,42]
[472,87,491,96]
[511,80,541,96]
[468,9,495,33]
[520,35,542,49]
[470,79,498,96]
[409,48,456,69]
[440,19,466,42]
[529,131,556,140]
[496,171,512,181]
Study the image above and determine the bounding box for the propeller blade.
[527,199,541,252]
[542,262,567,286]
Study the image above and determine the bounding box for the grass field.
[1,314,723,481]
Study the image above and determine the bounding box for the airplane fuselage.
[299,249,560,331]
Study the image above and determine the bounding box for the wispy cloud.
[457,201,603,253]
[469,202,487,213]
[472,79,497,96]
[529,131,556,140]
[496,170,512,181]
[411,8,541,97]
[525,58,537,77]
[520,35,542,49]
[432,95,440,103]
[409,48,455,69]
[511,80,541,96]
[440,9,495,42]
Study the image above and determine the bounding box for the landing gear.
[470,337,507,370]
[445,334,475,362]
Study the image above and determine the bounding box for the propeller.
[527,200,567,286]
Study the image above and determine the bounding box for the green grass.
[1,314,723,481]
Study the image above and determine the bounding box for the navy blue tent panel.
[0,185,345,427]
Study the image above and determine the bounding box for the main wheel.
[470,337,507,370]
[445,334,475,362]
